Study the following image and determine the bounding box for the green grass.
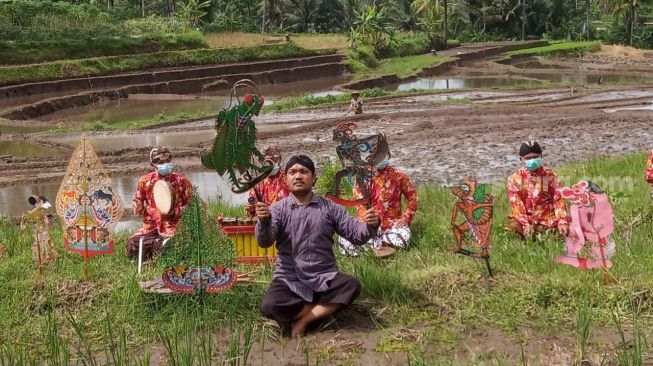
[355,54,452,80]
[0,43,320,86]
[507,41,602,57]
[1,153,652,363]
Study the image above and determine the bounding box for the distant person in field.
[645,149,653,199]
[347,92,363,115]
[255,155,380,337]
[506,141,569,240]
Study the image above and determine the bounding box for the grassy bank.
[0,43,320,87]
[0,31,208,65]
[507,41,602,57]
[0,153,652,363]
[206,32,348,51]
[354,54,452,80]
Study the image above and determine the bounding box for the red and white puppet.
[556,181,616,272]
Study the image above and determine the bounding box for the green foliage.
[160,189,236,269]
[350,4,396,55]
[507,41,602,57]
[89,121,111,132]
[0,2,206,64]
[315,157,353,196]
[313,0,347,33]
[346,43,379,72]
[0,43,318,86]
[176,0,212,28]
[378,32,430,57]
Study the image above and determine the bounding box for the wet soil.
[2,82,653,190]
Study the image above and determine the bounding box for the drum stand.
[137,236,171,274]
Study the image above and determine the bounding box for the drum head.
[373,246,396,259]
[153,180,174,215]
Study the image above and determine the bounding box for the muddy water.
[0,171,248,219]
[56,130,217,151]
[521,72,650,85]
[0,141,67,157]
[394,77,541,91]
[578,90,653,102]
[31,76,349,128]
[604,102,653,113]
[0,125,48,134]
[35,97,230,127]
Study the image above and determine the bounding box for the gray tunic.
[256,193,373,302]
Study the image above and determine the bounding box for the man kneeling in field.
[255,155,380,337]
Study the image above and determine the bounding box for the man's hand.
[392,218,409,228]
[244,204,255,217]
[558,224,569,237]
[256,202,271,222]
[365,208,380,228]
[133,199,143,215]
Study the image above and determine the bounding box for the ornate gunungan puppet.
[556,181,615,272]
[447,177,495,276]
[20,195,58,273]
[325,122,390,207]
[56,136,123,279]
[201,79,273,194]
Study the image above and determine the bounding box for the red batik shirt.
[132,171,193,237]
[354,166,418,230]
[507,166,569,228]
[645,150,653,185]
[249,170,290,205]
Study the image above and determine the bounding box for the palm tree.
[413,0,448,46]
[609,0,638,45]
[388,0,421,32]
[283,0,319,32]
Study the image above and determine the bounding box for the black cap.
[519,141,543,157]
[285,155,315,175]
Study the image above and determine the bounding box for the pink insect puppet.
[556,181,616,272]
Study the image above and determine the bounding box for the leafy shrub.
[89,121,111,131]
[346,44,379,73]
[378,32,430,58]
[316,158,353,196]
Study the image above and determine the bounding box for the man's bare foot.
[446,247,463,253]
[291,321,307,337]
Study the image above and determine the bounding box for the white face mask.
[270,163,280,176]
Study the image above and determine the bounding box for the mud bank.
[0,54,344,97]
[3,62,347,120]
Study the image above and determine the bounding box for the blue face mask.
[156,163,173,176]
[524,157,542,171]
[375,159,390,169]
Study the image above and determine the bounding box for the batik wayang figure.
[126,146,193,262]
[56,136,123,279]
[21,195,58,272]
[201,79,273,193]
[448,178,494,257]
[556,181,616,272]
[506,141,569,240]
